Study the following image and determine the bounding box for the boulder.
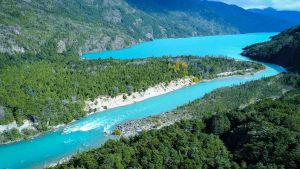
[0,106,5,119]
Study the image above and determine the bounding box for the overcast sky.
[212,0,300,11]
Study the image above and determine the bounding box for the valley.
[0,32,287,169]
[0,1,299,169]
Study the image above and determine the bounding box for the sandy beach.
[0,120,35,133]
[85,77,195,113]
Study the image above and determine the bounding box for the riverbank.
[0,120,35,133]
[0,68,262,144]
[84,77,195,113]
[1,77,196,144]
[116,73,294,138]
[85,68,261,114]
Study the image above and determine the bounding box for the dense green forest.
[118,73,300,137]
[53,88,300,169]
[176,73,300,120]
[0,56,262,143]
[242,25,300,72]
[209,89,300,168]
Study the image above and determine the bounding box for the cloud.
[212,0,300,11]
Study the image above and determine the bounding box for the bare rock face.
[101,0,130,23]
[103,9,122,23]
[11,45,25,53]
[111,36,125,50]
[146,32,153,40]
[0,24,24,54]
[102,0,123,7]
[80,35,128,54]
[80,36,111,54]
[57,40,66,53]
[82,0,95,6]
[0,106,5,119]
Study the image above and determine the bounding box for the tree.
[206,114,231,135]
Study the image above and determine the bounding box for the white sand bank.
[85,78,195,113]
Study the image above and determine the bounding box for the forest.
[53,88,300,169]
[118,73,300,137]
[242,25,300,72]
[1,1,299,168]
[0,56,263,143]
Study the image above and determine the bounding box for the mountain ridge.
[248,7,300,25]
[0,0,295,56]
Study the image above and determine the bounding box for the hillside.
[248,8,300,25]
[128,0,292,33]
[242,25,300,72]
[53,83,300,169]
[0,0,294,56]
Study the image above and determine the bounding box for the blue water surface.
[82,33,275,60]
[0,33,286,169]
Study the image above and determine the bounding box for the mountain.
[128,0,293,33]
[242,25,300,72]
[0,0,294,56]
[248,8,300,25]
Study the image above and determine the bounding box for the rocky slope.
[0,0,294,56]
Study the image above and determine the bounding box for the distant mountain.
[248,8,300,25]
[128,0,293,33]
[0,0,295,56]
[242,25,300,72]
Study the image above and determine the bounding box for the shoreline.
[0,68,263,145]
[41,69,267,168]
[0,77,195,145]
[84,68,261,115]
[84,77,196,114]
[115,70,268,138]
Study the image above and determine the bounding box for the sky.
[212,0,300,11]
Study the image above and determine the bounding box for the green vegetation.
[0,0,292,56]
[242,25,300,72]
[113,129,123,136]
[176,73,300,120]
[53,88,300,169]
[54,120,233,169]
[0,0,234,56]
[1,1,299,167]
[207,89,300,168]
[122,73,300,135]
[0,56,262,143]
[169,61,189,76]
[192,76,201,83]
[0,129,22,143]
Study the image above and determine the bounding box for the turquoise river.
[0,33,286,169]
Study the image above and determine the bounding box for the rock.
[71,96,77,102]
[146,33,153,40]
[111,36,125,50]
[12,45,25,53]
[103,9,122,23]
[0,106,5,119]
[80,36,112,54]
[0,24,24,54]
[57,40,66,53]
[133,18,143,27]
